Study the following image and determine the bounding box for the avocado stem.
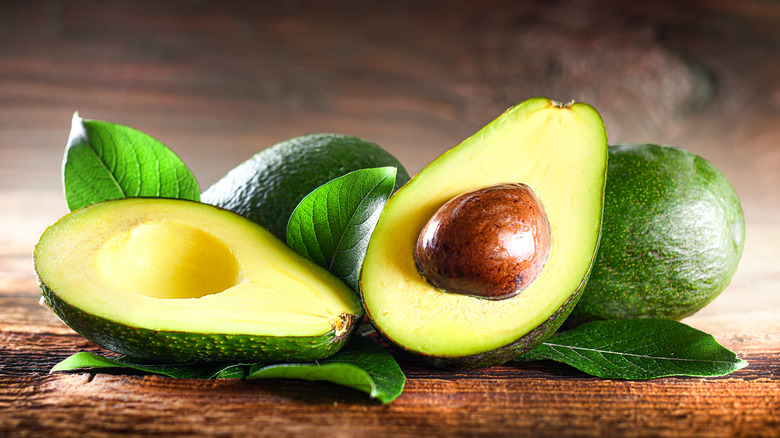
[551,99,576,108]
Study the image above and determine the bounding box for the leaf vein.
[541,343,739,364]
[85,134,125,197]
[327,172,391,271]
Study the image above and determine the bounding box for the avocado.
[359,98,608,369]
[202,133,410,240]
[34,197,363,363]
[567,143,745,325]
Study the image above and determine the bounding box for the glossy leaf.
[247,335,405,404]
[50,336,405,403]
[63,112,200,211]
[517,319,748,379]
[50,352,245,379]
[286,166,396,292]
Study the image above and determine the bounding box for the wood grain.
[1,0,778,436]
[2,323,778,438]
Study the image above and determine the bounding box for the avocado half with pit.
[359,98,608,369]
[34,197,362,363]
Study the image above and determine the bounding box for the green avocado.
[201,133,410,240]
[359,98,608,369]
[34,197,363,363]
[567,143,745,325]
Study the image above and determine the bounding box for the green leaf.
[50,352,246,379]
[50,336,405,404]
[247,335,405,404]
[517,319,748,379]
[63,112,200,211]
[286,167,396,292]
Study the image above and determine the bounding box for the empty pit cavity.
[97,220,242,299]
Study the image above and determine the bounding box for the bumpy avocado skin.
[202,133,410,240]
[39,280,358,363]
[568,143,745,325]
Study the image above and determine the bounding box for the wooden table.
[2,1,778,436]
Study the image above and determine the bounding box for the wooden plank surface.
[1,1,779,436]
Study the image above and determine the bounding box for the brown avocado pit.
[414,183,551,300]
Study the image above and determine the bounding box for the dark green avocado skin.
[39,279,357,364]
[201,133,410,240]
[568,143,745,325]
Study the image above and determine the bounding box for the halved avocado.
[359,98,608,369]
[34,197,362,363]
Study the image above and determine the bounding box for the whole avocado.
[568,143,745,325]
[202,133,410,240]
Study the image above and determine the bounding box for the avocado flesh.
[202,133,410,241]
[568,143,745,324]
[360,98,608,368]
[34,197,362,363]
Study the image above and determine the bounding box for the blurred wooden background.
[1,1,778,436]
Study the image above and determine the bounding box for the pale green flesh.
[35,198,362,338]
[360,98,607,357]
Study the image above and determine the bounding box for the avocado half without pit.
[359,97,608,369]
[34,198,363,363]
